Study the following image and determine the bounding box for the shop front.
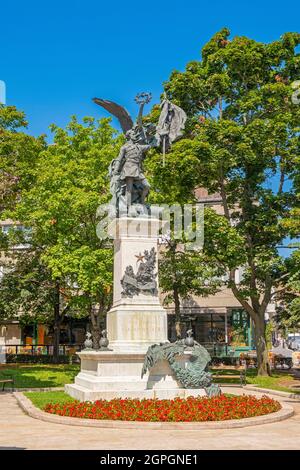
[0,317,88,360]
[167,307,255,357]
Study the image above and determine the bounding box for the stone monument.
[65,92,218,401]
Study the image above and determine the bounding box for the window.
[1,224,31,246]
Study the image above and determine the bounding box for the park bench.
[211,365,247,386]
[0,376,15,392]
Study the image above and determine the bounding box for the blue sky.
[1,0,300,136]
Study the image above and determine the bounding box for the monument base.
[106,303,168,354]
[65,385,207,401]
[65,350,207,402]
[65,216,210,402]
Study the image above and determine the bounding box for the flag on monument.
[155,98,187,145]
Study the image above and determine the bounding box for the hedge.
[5,354,79,364]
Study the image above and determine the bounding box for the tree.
[159,237,223,338]
[0,104,45,217]
[1,113,120,359]
[149,29,300,375]
[145,141,222,336]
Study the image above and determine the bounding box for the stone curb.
[244,385,300,401]
[14,392,294,430]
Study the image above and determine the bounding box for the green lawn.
[0,364,80,388]
[24,391,76,409]
[211,367,300,394]
[246,370,300,394]
[1,363,299,395]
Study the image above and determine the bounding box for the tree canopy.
[146,29,300,375]
[0,110,120,356]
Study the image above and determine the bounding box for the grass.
[24,391,76,409]
[246,370,300,394]
[211,367,300,394]
[0,364,80,388]
[1,363,299,395]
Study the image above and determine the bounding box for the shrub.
[5,354,78,364]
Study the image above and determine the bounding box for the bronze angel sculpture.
[93,92,186,217]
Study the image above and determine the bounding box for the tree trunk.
[253,314,271,376]
[229,272,271,376]
[174,286,181,339]
[53,282,61,364]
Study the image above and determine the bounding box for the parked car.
[287,335,300,351]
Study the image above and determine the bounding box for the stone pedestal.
[107,217,168,353]
[66,217,204,401]
[65,350,206,401]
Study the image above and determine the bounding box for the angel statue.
[93,92,186,217]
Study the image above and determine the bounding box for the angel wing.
[93,97,134,133]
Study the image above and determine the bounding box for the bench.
[211,365,247,386]
[0,377,15,392]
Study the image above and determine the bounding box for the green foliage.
[5,354,73,364]
[146,140,201,206]
[151,29,300,375]
[265,320,276,350]
[159,240,223,309]
[0,110,120,334]
[0,105,45,217]
[0,249,58,322]
[0,104,28,130]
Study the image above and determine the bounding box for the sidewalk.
[0,390,299,450]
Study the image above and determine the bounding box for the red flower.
[43,395,280,422]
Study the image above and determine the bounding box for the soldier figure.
[113,125,151,209]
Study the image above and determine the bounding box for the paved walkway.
[0,391,300,449]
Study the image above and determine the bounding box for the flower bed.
[43,394,281,422]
